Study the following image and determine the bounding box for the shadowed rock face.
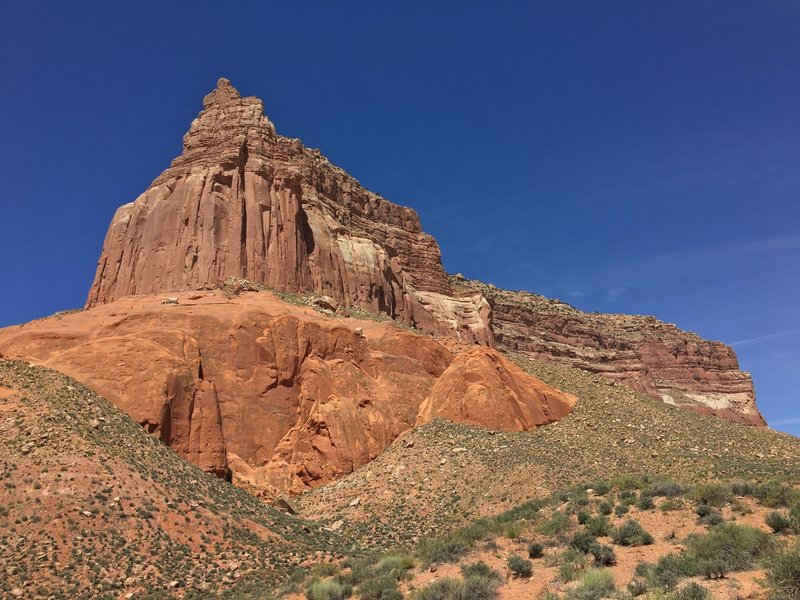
[86,78,493,346]
[416,347,577,431]
[454,279,765,426]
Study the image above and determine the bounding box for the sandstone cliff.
[453,278,764,426]
[0,290,569,494]
[86,78,492,345]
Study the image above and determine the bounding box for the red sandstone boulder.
[416,347,576,431]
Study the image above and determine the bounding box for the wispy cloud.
[731,327,800,347]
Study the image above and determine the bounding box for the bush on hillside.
[611,520,653,546]
[765,542,800,600]
[507,554,533,578]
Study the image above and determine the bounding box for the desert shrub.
[591,544,616,566]
[660,497,685,511]
[790,503,800,530]
[339,556,378,586]
[614,504,629,517]
[412,578,460,600]
[585,515,610,537]
[507,554,533,578]
[611,520,653,546]
[695,504,713,518]
[672,582,711,600]
[306,579,352,600]
[376,553,415,579]
[357,575,401,600]
[460,561,499,580]
[685,523,769,573]
[568,568,615,600]
[571,530,599,554]
[731,481,758,497]
[637,495,654,510]
[577,510,590,525]
[416,538,468,566]
[645,480,686,498]
[765,542,800,599]
[689,483,732,507]
[767,511,793,534]
[698,511,724,527]
[649,554,694,588]
[598,501,613,516]
[538,512,572,537]
[627,578,648,597]
[755,481,799,508]
[590,481,611,496]
[527,542,544,559]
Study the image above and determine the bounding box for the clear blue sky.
[1,2,798,434]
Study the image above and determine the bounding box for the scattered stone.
[349,497,361,507]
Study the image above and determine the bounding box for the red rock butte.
[0,78,766,494]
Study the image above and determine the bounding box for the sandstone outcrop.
[0,291,469,492]
[416,347,576,431]
[86,78,493,345]
[454,279,764,426]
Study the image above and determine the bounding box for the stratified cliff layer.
[86,78,492,345]
[453,277,764,426]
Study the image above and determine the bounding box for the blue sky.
[0,2,797,434]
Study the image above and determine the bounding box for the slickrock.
[86,78,493,345]
[0,291,469,493]
[454,279,765,426]
[416,347,576,430]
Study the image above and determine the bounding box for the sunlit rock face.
[86,78,493,345]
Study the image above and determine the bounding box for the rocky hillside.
[454,277,764,426]
[86,78,493,345]
[0,360,346,598]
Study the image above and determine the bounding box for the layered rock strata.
[453,278,764,426]
[86,78,492,345]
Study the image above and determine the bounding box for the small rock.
[329,519,344,531]
[10,588,23,598]
[89,419,100,430]
[439,458,447,466]
[349,497,361,507]
[354,327,364,337]
[169,580,180,589]
[161,297,179,305]
[81,510,92,517]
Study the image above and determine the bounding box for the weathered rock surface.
[86,78,493,345]
[454,279,765,426]
[416,347,576,431]
[0,291,502,493]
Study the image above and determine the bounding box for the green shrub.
[765,542,800,599]
[590,481,611,496]
[695,504,713,518]
[571,530,599,554]
[659,498,684,511]
[306,579,352,600]
[417,538,468,566]
[685,523,769,573]
[537,512,572,537]
[611,520,653,546]
[598,501,613,516]
[357,575,401,600]
[649,554,693,588]
[614,504,629,517]
[577,510,590,525]
[591,544,616,567]
[672,582,710,600]
[698,511,724,527]
[766,511,793,534]
[755,481,798,508]
[627,578,648,597]
[637,495,654,510]
[645,480,685,498]
[460,561,499,580]
[689,483,732,507]
[507,554,533,578]
[376,553,415,579]
[585,515,610,537]
[569,568,615,600]
[527,542,544,559]
[412,578,460,600]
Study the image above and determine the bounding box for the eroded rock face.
[0,292,459,493]
[86,78,493,345]
[416,347,576,431]
[455,279,765,426]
